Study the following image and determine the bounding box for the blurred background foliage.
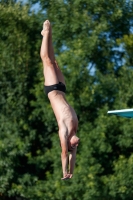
[1,0,133,199]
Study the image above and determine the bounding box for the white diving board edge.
[107,108,133,118]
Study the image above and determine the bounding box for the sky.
[30,2,40,12]
[18,0,40,12]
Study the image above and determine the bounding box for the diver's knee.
[40,54,53,66]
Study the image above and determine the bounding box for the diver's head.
[68,135,80,151]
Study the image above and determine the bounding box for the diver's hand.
[68,173,73,178]
[61,173,73,180]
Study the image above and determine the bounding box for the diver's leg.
[48,23,55,63]
[40,20,58,85]
[48,23,66,84]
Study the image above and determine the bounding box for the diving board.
[107,109,133,118]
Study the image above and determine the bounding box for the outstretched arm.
[59,134,69,180]
[68,147,77,178]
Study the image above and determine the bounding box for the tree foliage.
[1,0,133,199]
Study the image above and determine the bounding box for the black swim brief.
[44,82,66,95]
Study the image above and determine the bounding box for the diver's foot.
[41,20,50,36]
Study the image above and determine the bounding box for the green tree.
[29,0,133,199]
[0,2,54,200]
